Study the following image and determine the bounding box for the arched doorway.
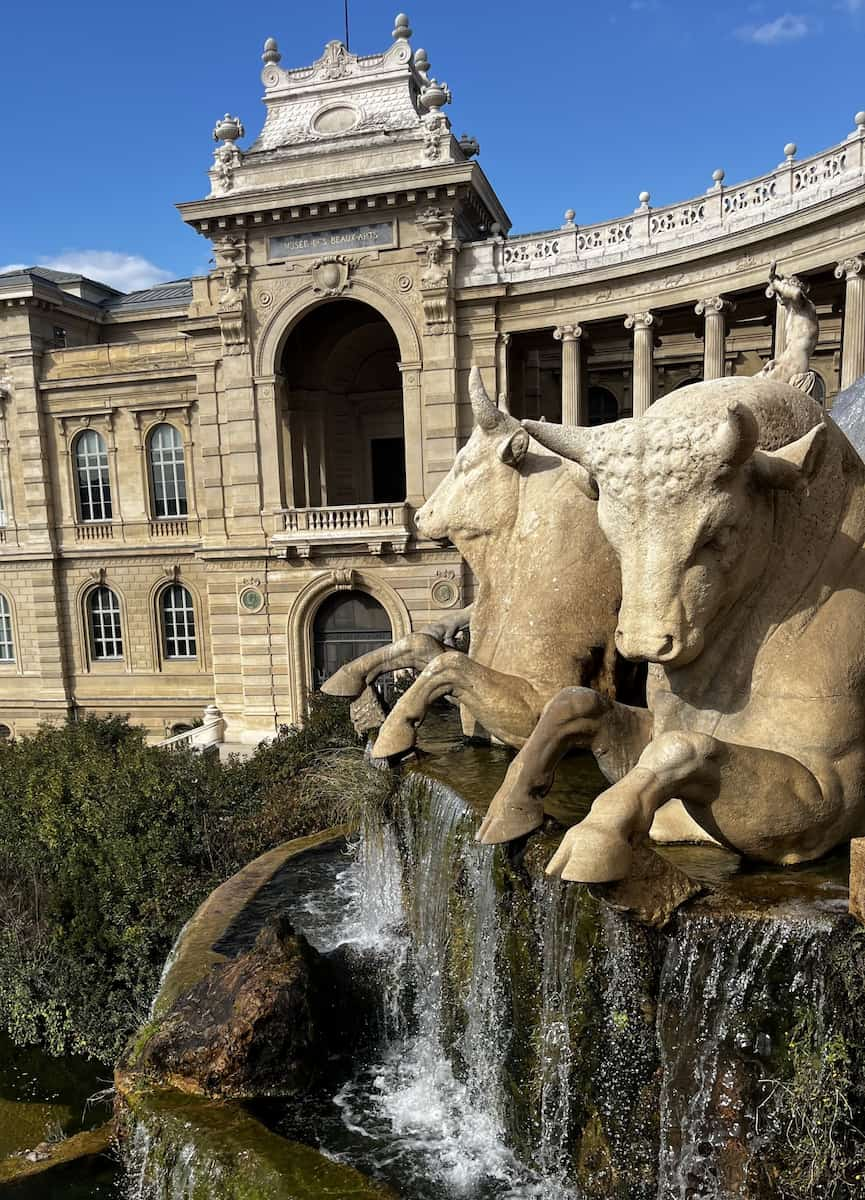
[313,590,392,691]
[280,300,405,508]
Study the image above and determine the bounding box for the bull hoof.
[477,803,544,845]
[321,666,366,699]
[476,765,544,844]
[546,823,632,883]
[371,717,417,761]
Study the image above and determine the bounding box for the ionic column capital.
[835,256,865,281]
[695,295,736,318]
[553,323,584,342]
[624,311,660,331]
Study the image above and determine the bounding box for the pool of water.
[0,1032,119,1194]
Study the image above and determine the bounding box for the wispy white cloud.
[839,0,864,11]
[0,251,173,292]
[736,12,815,42]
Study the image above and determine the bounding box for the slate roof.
[0,267,192,312]
[103,280,193,311]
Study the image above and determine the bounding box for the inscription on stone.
[269,223,394,260]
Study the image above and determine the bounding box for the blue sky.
[1,1,863,291]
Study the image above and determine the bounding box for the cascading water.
[122,731,865,1199]
[328,777,562,1200]
[656,909,837,1200]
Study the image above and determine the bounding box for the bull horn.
[469,366,504,432]
[716,400,759,468]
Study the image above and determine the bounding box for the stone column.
[553,323,585,425]
[695,297,735,381]
[625,312,660,416]
[835,256,865,388]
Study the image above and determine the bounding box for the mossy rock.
[121,1088,396,1200]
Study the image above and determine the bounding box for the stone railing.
[149,518,190,538]
[273,501,412,555]
[459,118,865,287]
[156,705,224,752]
[75,521,114,541]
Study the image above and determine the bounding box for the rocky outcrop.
[124,915,337,1100]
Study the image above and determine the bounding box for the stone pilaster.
[496,332,511,413]
[624,312,660,417]
[553,323,585,425]
[695,297,735,381]
[835,256,865,388]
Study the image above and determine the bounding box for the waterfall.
[656,910,833,1200]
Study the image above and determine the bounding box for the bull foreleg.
[371,652,546,761]
[477,687,652,844]
[321,632,447,699]
[546,731,837,884]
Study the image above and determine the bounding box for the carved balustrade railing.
[274,501,412,556]
[459,125,865,287]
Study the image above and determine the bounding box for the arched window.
[0,724,11,741]
[313,591,392,691]
[74,430,112,522]
[588,387,618,427]
[148,424,187,519]
[162,584,197,659]
[0,595,14,662]
[88,586,123,660]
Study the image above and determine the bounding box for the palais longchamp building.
[1,14,865,743]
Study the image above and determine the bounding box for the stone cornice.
[177,161,510,237]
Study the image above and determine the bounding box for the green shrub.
[0,697,363,1063]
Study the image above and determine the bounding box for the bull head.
[415,368,529,543]
[523,402,828,667]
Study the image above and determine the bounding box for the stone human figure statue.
[759,262,820,395]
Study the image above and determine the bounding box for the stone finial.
[853,111,865,137]
[458,133,480,158]
[262,37,282,66]
[213,114,245,144]
[637,190,651,211]
[419,78,452,113]
[563,209,576,228]
[784,142,797,162]
[393,12,412,40]
[712,168,725,188]
[414,47,431,77]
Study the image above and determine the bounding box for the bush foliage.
[0,697,362,1063]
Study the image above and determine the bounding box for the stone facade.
[1,18,864,742]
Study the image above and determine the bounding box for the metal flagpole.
[344,0,350,49]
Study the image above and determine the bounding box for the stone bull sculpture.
[478,376,865,883]
[323,369,636,752]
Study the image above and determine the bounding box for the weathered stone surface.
[349,685,388,734]
[509,367,865,880]
[0,1123,113,1187]
[589,840,704,928]
[125,915,333,1100]
[325,367,639,783]
[118,1088,397,1200]
[850,837,865,926]
[153,826,349,1018]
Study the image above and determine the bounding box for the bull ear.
[498,427,529,467]
[750,422,827,491]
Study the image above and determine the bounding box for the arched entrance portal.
[280,300,406,507]
[312,591,392,690]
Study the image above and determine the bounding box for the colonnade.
[499,253,865,425]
